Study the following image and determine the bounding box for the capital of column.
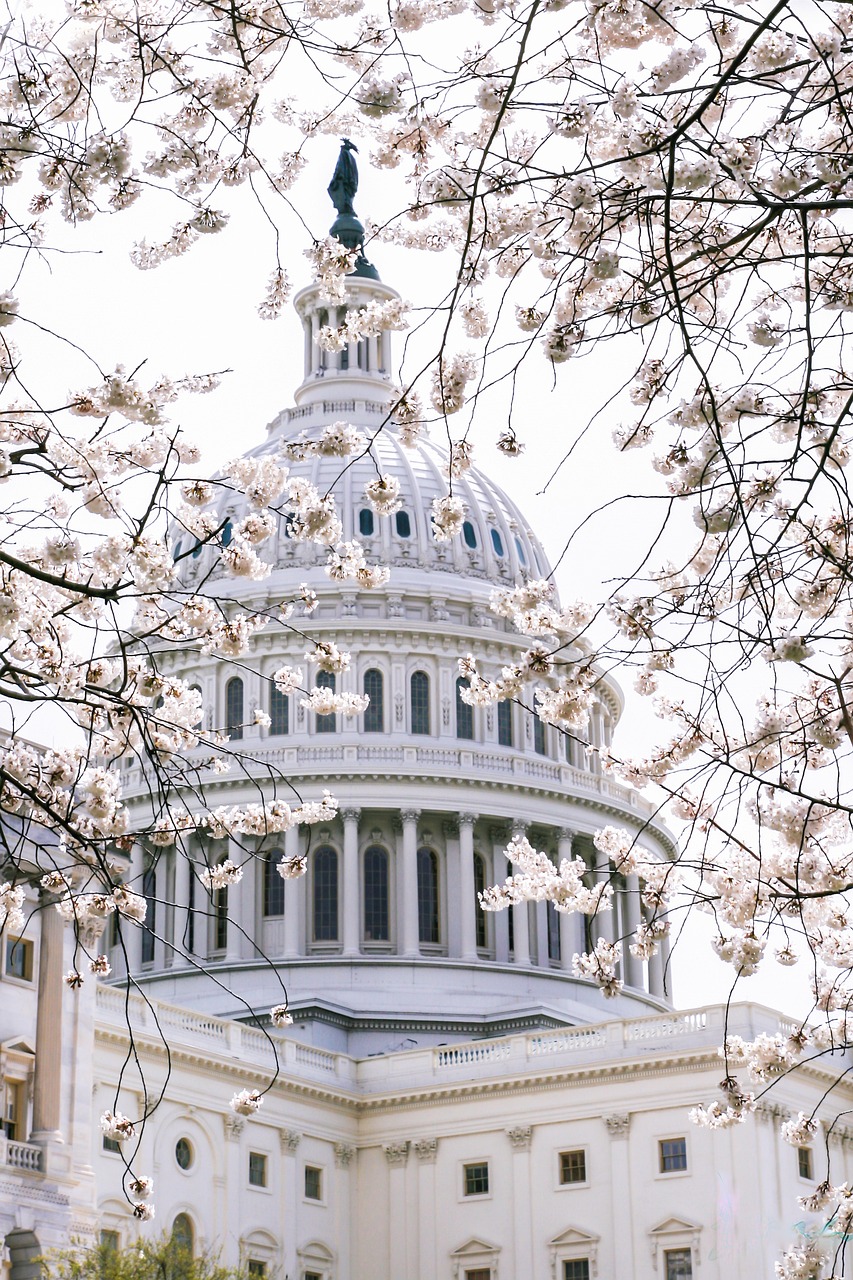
[224,1116,245,1141]
[603,1113,631,1138]
[414,1137,438,1163]
[505,1125,532,1151]
[511,822,528,840]
[334,1142,356,1168]
[383,1140,410,1165]
[401,810,420,825]
[341,808,361,824]
[459,812,477,828]
[557,828,574,843]
[280,1128,302,1153]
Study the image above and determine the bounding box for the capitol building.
[1,162,851,1280]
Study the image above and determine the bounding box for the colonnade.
[126,809,670,1000]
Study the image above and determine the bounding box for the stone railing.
[1,1138,44,1173]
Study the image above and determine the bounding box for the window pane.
[359,508,375,537]
[315,671,336,734]
[142,866,156,964]
[364,669,384,733]
[395,510,411,538]
[474,855,487,949]
[464,1162,489,1196]
[798,1147,813,1179]
[263,849,285,917]
[563,1263,590,1280]
[411,671,430,735]
[270,685,289,735]
[226,677,244,740]
[4,937,32,981]
[171,1215,194,1254]
[559,1150,586,1183]
[659,1138,687,1172]
[364,846,389,941]
[305,1166,322,1199]
[100,1232,120,1252]
[248,1152,267,1187]
[534,715,547,756]
[456,678,474,740]
[665,1250,693,1280]
[248,1263,266,1279]
[498,700,512,747]
[490,528,504,557]
[175,1138,193,1170]
[548,902,561,961]
[417,848,440,944]
[313,848,338,941]
[221,518,233,546]
[215,875,228,950]
[462,520,477,549]
[465,1272,491,1280]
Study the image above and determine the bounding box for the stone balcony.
[0,1135,44,1173]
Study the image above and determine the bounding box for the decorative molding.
[648,1217,701,1268]
[413,1137,438,1163]
[279,1128,301,1153]
[400,810,420,825]
[754,1101,792,1125]
[459,812,477,828]
[383,1140,410,1166]
[340,808,361,824]
[505,1125,532,1150]
[224,1115,244,1141]
[549,1227,600,1279]
[603,1113,630,1137]
[334,1142,356,1168]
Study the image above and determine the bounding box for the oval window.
[221,519,233,547]
[173,540,183,561]
[395,510,411,538]
[462,521,477,549]
[191,541,203,559]
[515,536,526,564]
[490,528,504,557]
[175,1137,193,1170]
[359,508,375,537]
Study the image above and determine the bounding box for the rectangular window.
[100,1232,120,1253]
[559,1150,587,1184]
[2,1080,24,1140]
[247,1263,266,1278]
[304,1274,322,1280]
[547,902,561,962]
[798,1147,814,1180]
[497,700,512,747]
[102,1134,121,1154]
[659,1138,687,1173]
[466,1271,492,1280]
[563,1263,590,1280]
[248,1151,268,1187]
[304,1165,323,1200]
[664,1249,693,1280]
[463,1162,489,1197]
[270,685,289,735]
[4,936,33,981]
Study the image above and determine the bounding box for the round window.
[175,1137,193,1170]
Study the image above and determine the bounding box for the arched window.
[263,849,285,917]
[506,856,515,954]
[490,528,505,557]
[359,508,375,537]
[315,671,336,734]
[515,536,526,564]
[141,865,156,964]
[456,677,474,740]
[221,518,233,547]
[474,853,487,950]
[498,700,513,747]
[462,520,477,549]
[192,540,203,558]
[417,848,440,944]
[171,1214,194,1255]
[270,684,289,735]
[548,901,561,961]
[364,846,389,941]
[534,715,547,756]
[214,857,229,951]
[226,677,244,741]
[313,847,339,941]
[173,540,183,561]
[363,668,384,732]
[395,510,411,538]
[411,671,430,735]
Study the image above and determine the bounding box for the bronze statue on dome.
[328,139,359,219]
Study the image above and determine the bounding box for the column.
[280,1129,301,1280]
[384,1142,410,1279]
[400,810,420,957]
[557,829,584,970]
[622,874,642,988]
[342,808,361,957]
[491,827,510,964]
[311,313,320,372]
[593,837,615,947]
[225,837,242,960]
[534,901,548,966]
[604,1116,634,1274]
[31,896,64,1141]
[507,1128,534,1278]
[646,907,665,997]
[444,819,462,956]
[459,813,477,961]
[283,825,303,958]
[239,844,257,960]
[67,917,108,1164]
[510,826,530,967]
[181,846,196,962]
[659,926,671,998]
[414,1139,438,1280]
[334,1143,356,1280]
[121,839,144,976]
[380,329,391,373]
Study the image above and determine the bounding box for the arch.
[269,683,289,735]
[141,863,156,964]
[455,677,474,740]
[417,848,440,944]
[498,700,513,748]
[315,671,336,734]
[172,1213,195,1255]
[410,671,430,736]
[473,853,488,950]
[5,1229,41,1280]
[363,845,390,941]
[363,668,384,733]
[226,676,244,740]
[313,847,339,942]
[263,849,285,917]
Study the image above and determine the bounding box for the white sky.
[13,139,815,1020]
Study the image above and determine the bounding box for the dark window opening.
[548,901,561,961]
[359,508,375,537]
[559,1149,586,1184]
[411,671,430,735]
[363,668,384,732]
[498,700,513,747]
[364,846,390,941]
[417,848,440,944]
[221,518,233,547]
[226,677,244,740]
[456,677,474,740]
[313,847,338,941]
[463,1162,489,1196]
[490,528,504,557]
[270,685,289,735]
[263,849,285,917]
[462,520,477,549]
[395,510,411,538]
[659,1138,687,1173]
[474,854,487,949]
[315,671,336,734]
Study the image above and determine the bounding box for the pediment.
[297,1240,335,1264]
[451,1237,500,1258]
[1,1037,35,1057]
[550,1226,600,1249]
[650,1217,701,1237]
